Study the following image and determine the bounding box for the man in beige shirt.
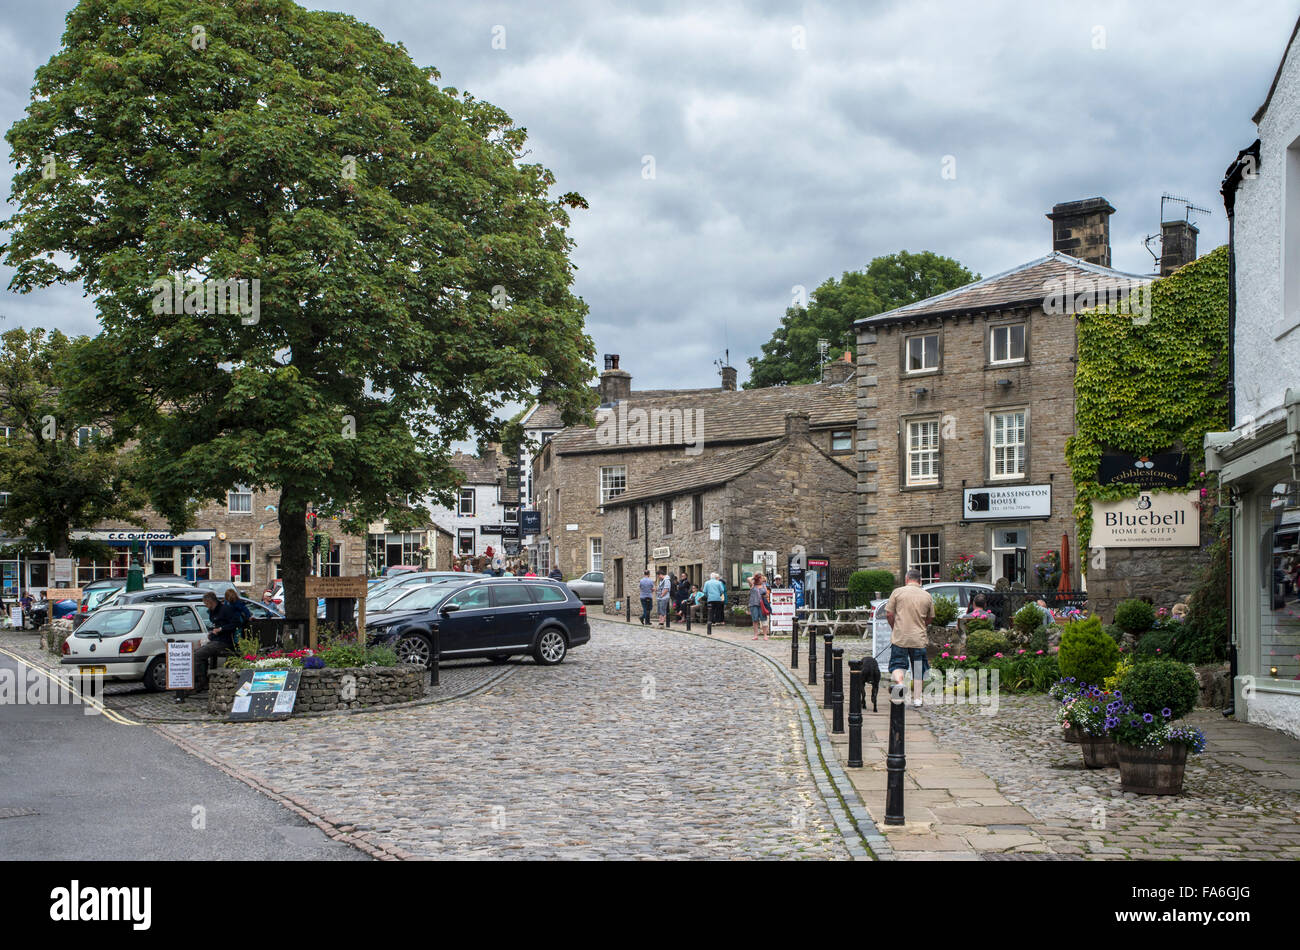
[885,569,935,707]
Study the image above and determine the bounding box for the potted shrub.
[1111,659,1204,794]
[1058,616,1120,688]
[1050,677,1087,742]
[1060,685,1120,767]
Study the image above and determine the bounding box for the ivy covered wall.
[1066,245,1228,613]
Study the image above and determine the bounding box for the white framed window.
[905,333,939,373]
[322,542,342,577]
[229,542,252,584]
[75,426,98,447]
[990,410,1027,480]
[831,430,853,452]
[599,466,627,505]
[589,537,603,573]
[227,485,252,513]
[504,506,518,523]
[907,532,941,584]
[990,324,1026,364]
[459,488,476,516]
[906,419,940,486]
[457,529,475,555]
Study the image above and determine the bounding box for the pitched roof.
[450,451,501,485]
[548,378,856,456]
[856,252,1151,327]
[523,387,722,431]
[603,440,785,507]
[1253,15,1300,124]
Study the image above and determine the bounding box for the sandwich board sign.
[166,641,195,692]
[228,669,302,722]
[770,589,795,634]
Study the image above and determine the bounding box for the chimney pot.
[1159,219,1199,276]
[1047,197,1115,267]
[598,358,631,405]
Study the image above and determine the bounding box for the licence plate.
[78,666,106,676]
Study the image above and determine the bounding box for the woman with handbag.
[749,573,772,640]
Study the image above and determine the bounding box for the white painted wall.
[1235,35,1300,429]
[428,479,508,560]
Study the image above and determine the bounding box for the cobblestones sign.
[1098,451,1190,488]
[1090,491,1200,547]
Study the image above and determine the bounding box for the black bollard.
[625,597,630,623]
[808,621,817,686]
[847,659,863,766]
[884,681,906,825]
[823,632,834,709]
[791,614,800,668]
[428,628,440,687]
[685,598,691,630]
[832,648,845,734]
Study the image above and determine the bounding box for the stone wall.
[206,665,424,716]
[1084,544,1212,622]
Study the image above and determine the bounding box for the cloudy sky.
[0,0,1294,394]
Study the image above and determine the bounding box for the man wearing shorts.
[885,569,934,707]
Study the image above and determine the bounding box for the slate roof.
[602,440,786,507]
[450,451,501,485]
[548,378,856,456]
[522,387,721,431]
[856,252,1151,328]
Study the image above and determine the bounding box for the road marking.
[0,645,141,726]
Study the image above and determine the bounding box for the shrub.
[1058,616,1120,687]
[848,570,896,605]
[1113,598,1156,635]
[932,595,959,627]
[1134,627,1177,660]
[965,628,1011,661]
[1115,658,1199,720]
[1013,603,1045,638]
[1102,623,1125,645]
[1103,655,1133,692]
[964,617,994,634]
[236,635,260,658]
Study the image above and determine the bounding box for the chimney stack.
[1160,219,1199,275]
[821,351,856,385]
[720,365,737,391]
[598,354,631,405]
[1047,197,1115,267]
[784,411,811,441]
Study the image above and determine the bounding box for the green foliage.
[1066,246,1228,558]
[366,645,399,667]
[1113,598,1156,635]
[932,595,959,627]
[964,628,1011,661]
[1182,507,1230,663]
[1134,627,1177,660]
[964,617,995,634]
[1102,623,1125,644]
[1116,658,1199,720]
[0,328,145,557]
[1013,603,1045,637]
[1058,616,1120,687]
[848,569,896,605]
[2,0,597,620]
[236,635,260,659]
[933,653,1059,693]
[745,251,977,387]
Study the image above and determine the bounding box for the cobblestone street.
[155,620,856,859]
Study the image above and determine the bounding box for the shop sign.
[1098,452,1190,488]
[963,484,1052,521]
[1090,491,1200,547]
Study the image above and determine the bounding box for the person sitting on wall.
[194,591,242,691]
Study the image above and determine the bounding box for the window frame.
[830,430,854,454]
[987,407,1029,482]
[901,415,942,489]
[599,465,627,506]
[692,493,704,532]
[589,536,602,573]
[663,499,673,536]
[227,485,253,514]
[902,330,941,375]
[459,487,476,517]
[989,322,1027,366]
[228,541,253,586]
[457,528,475,556]
[629,504,639,539]
[902,529,943,585]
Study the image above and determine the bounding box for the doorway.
[990,528,1028,586]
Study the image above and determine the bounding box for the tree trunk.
[279,491,309,621]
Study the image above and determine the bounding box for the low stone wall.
[206,666,425,716]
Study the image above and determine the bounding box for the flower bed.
[206,665,424,715]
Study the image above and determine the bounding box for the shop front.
[71,530,216,584]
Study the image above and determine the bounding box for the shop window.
[1262,482,1300,679]
[906,532,941,584]
[229,542,252,584]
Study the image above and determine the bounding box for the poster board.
[54,559,74,585]
[9,606,23,629]
[770,589,795,633]
[166,640,195,691]
[227,669,302,722]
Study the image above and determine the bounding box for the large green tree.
[0,328,143,560]
[2,0,595,618]
[746,251,978,388]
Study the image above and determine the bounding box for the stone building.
[426,447,514,562]
[598,411,857,614]
[854,198,1153,590]
[530,354,857,579]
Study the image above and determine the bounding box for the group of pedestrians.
[636,568,732,634]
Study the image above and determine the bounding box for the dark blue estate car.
[363,577,590,667]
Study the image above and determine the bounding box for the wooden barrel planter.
[1079,735,1118,768]
[1117,743,1188,795]
[1062,723,1085,743]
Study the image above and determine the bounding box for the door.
[161,605,207,659]
[437,585,493,654]
[491,584,537,650]
[1015,548,1028,586]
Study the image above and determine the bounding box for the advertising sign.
[166,641,195,691]
[228,669,302,722]
[1098,452,1190,489]
[963,484,1052,521]
[770,589,795,633]
[520,511,541,535]
[54,559,74,585]
[9,607,23,629]
[1090,491,1201,547]
[752,550,777,578]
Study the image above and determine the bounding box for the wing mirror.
[440,603,460,615]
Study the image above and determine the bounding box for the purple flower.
[1142,713,1154,723]
[1161,707,1171,718]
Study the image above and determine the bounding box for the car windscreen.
[86,587,121,610]
[75,609,145,638]
[384,582,465,612]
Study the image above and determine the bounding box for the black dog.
[862,656,882,712]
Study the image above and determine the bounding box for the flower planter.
[1116,742,1188,795]
[1062,724,1085,743]
[1079,735,1117,768]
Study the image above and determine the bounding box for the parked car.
[364,577,590,667]
[566,571,604,603]
[869,582,997,645]
[75,579,197,628]
[112,586,283,620]
[60,603,211,692]
[367,576,466,613]
[194,579,241,598]
[28,594,79,627]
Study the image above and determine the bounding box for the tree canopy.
[746,251,978,388]
[2,0,595,616]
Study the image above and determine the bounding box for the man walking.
[703,572,726,631]
[655,568,672,627]
[885,569,934,708]
[638,570,654,625]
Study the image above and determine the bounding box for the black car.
[364,576,590,667]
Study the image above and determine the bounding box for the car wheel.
[533,628,567,666]
[395,632,434,667]
[489,654,511,664]
[143,656,167,692]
